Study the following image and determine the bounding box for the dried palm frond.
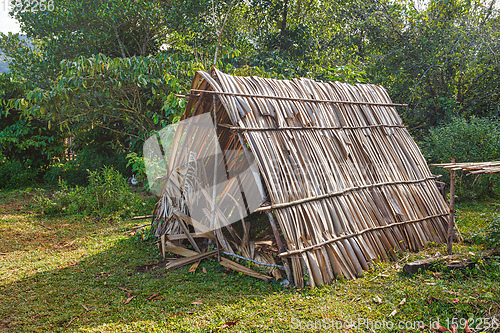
[151,68,449,287]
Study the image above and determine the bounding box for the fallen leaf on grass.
[63,240,76,248]
[169,311,197,317]
[450,323,458,333]
[124,296,137,304]
[389,309,398,317]
[373,296,383,304]
[126,291,132,298]
[191,301,203,305]
[451,297,459,303]
[427,296,442,304]
[148,293,160,301]
[398,298,406,306]
[39,222,52,230]
[202,267,207,274]
[418,324,428,330]
[217,320,239,329]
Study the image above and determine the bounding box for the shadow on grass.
[2,195,499,332]
[0,233,283,332]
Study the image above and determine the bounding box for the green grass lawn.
[0,189,499,332]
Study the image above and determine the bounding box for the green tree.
[0,72,64,188]
[424,116,500,198]
[363,0,500,133]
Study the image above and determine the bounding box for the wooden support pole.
[211,94,221,262]
[447,158,456,255]
[236,132,285,253]
[189,89,408,107]
[267,212,285,253]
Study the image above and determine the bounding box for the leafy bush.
[423,117,500,199]
[35,166,154,217]
[44,148,129,187]
[0,72,64,189]
[0,154,40,189]
[43,126,130,186]
[486,216,500,250]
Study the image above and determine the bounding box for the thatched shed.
[150,68,450,287]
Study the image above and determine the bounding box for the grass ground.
[0,189,499,332]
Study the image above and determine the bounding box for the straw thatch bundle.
[151,68,450,287]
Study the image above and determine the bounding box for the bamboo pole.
[255,176,437,212]
[190,89,408,107]
[217,123,407,132]
[236,132,286,253]
[278,212,449,257]
[447,158,456,255]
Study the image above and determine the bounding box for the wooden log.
[403,257,441,274]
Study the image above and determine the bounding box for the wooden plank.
[219,257,273,282]
[167,232,215,241]
[164,241,199,257]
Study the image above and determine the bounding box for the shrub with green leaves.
[486,216,500,250]
[0,72,64,189]
[423,117,500,199]
[35,166,154,217]
[0,153,40,189]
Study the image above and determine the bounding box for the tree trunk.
[280,0,289,51]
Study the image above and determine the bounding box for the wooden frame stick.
[190,89,408,107]
[447,158,457,254]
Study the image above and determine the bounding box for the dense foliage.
[0,72,64,188]
[424,117,500,198]
[0,0,498,195]
[35,166,154,216]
